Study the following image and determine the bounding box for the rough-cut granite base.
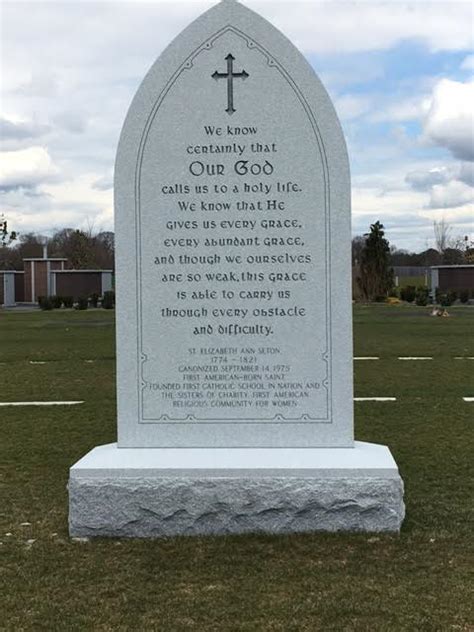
[69,442,405,537]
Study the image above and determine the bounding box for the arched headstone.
[70,0,404,537]
[114,0,352,448]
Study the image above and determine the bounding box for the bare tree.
[351,236,365,266]
[49,227,114,269]
[451,234,474,263]
[433,218,452,254]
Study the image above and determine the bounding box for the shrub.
[459,289,469,304]
[415,286,430,306]
[63,296,74,308]
[439,292,454,307]
[51,295,63,309]
[374,295,386,303]
[102,290,115,309]
[75,296,89,310]
[89,292,100,308]
[448,290,457,304]
[39,297,53,310]
[400,285,416,303]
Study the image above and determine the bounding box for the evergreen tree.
[358,221,394,301]
[1,215,17,246]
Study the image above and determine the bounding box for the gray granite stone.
[70,476,404,537]
[69,0,405,536]
[69,442,405,536]
[114,0,352,448]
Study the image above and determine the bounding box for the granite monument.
[69,0,405,536]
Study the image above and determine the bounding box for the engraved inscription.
[212,53,249,115]
[135,28,331,423]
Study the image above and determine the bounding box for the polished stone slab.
[114,0,353,448]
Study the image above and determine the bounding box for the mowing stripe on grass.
[354,397,397,402]
[0,401,84,407]
[462,397,474,402]
[398,357,433,360]
[354,357,379,360]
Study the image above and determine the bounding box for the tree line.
[1,217,472,303]
[353,220,473,301]
[0,226,114,270]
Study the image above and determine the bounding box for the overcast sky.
[1,0,473,251]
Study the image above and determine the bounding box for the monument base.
[69,442,404,537]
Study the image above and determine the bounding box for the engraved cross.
[212,54,249,115]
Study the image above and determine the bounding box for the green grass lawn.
[1,305,473,631]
